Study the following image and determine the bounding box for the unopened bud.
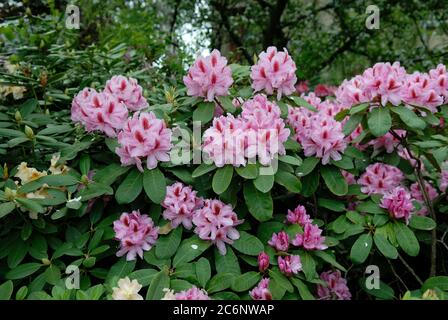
[42,258,51,266]
[24,125,34,138]
[15,110,22,122]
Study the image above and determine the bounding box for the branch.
[398,254,423,286]
[262,0,289,48]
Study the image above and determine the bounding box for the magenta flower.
[440,169,448,193]
[286,205,312,226]
[278,255,302,277]
[268,231,289,252]
[249,278,272,300]
[71,89,128,137]
[192,199,243,255]
[380,186,414,224]
[410,182,438,216]
[162,182,203,229]
[292,223,328,251]
[317,270,351,300]
[183,49,233,102]
[115,111,172,171]
[174,287,210,300]
[250,47,297,100]
[358,163,404,195]
[258,252,270,272]
[105,75,148,111]
[113,210,159,261]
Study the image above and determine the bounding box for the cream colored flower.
[112,277,143,300]
[4,61,19,73]
[0,85,27,100]
[161,288,176,300]
[15,162,47,184]
[49,153,69,175]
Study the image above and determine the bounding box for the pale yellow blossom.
[112,277,143,300]
[161,288,176,300]
[15,162,47,184]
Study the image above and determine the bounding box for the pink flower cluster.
[251,47,297,100]
[268,231,289,252]
[292,223,328,251]
[440,169,448,193]
[192,199,243,255]
[174,287,210,300]
[115,112,172,171]
[317,270,351,300]
[183,50,233,102]
[113,210,159,261]
[162,182,203,229]
[410,182,438,216]
[258,252,270,272]
[278,255,302,277]
[336,62,447,111]
[358,163,404,195]
[105,75,148,111]
[249,278,272,300]
[286,205,312,225]
[203,94,290,167]
[380,186,414,224]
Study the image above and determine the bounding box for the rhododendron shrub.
[2,46,448,302]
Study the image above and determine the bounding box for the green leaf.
[313,251,347,272]
[128,269,158,287]
[146,271,170,300]
[215,247,241,275]
[361,280,395,300]
[79,154,91,176]
[106,258,136,284]
[350,233,373,264]
[320,165,348,196]
[290,278,315,300]
[115,169,143,204]
[192,163,216,178]
[395,223,420,256]
[300,170,319,197]
[243,181,273,222]
[409,216,436,231]
[193,102,215,124]
[391,106,426,130]
[20,175,79,193]
[232,231,264,256]
[217,96,236,113]
[301,252,317,280]
[173,236,211,267]
[7,240,27,268]
[275,171,302,193]
[318,198,345,212]
[368,107,392,137]
[349,103,369,115]
[343,113,363,136]
[207,273,234,293]
[16,198,45,213]
[356,201,385,214]
[155,227,182,259]
[195,258,211,288]
[373,233,398,259]
[422,276,448,291]
[0,202,15,219]
[253,174,274,193]
[212,165,233,194]
[0,281,13,300]
[231,272,261,292]
[94,164,130,186]
[269,269,294,293]
[289,96,318,112]
[5,263,42,280]
[279,155,302,166]
[235,164,258,179]
[143,168,166,204]
[19,98,38,117]
[77,182,113,201]
[295,157,319,177]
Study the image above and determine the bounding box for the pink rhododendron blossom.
[250,47,297,99]
[317,270,351,300]
[105,75,148,111]
[115,111,172,171]
[258,252,270,272]
[380,186,414,224]
[71,89,128,137]
[296,80,309,94]
[278,255,302,276]
[341,170,356,185]
[286,205,312,226]
[113,210,159,261]
[358,163,404,195]
[314,84,337,97]
[440,169,448,193]
[249,278,272,300]
[268,231,289,252]
[162,182,203,229]
[292,223,328,250]
[183,49,233,101]
[368,130,406,153]
[429,64,448,100]
[192,199,243,255]
[410,182,438,216]
[174,287,210,300]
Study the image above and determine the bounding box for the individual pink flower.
[292,223,328,251]
[113,210,159,261]
[258,252,270,272]
[317,270,351,300]
[296,80,309,94]
[278,255,302,277]
[115,111,172,171]
[192,199,243,255]
[335,76,370,107]
[71,89,128,137]
[368,130,406,153]
[380,186,414,224]
[358,163,404,195]
[104,75,148,111]
[174,287,210,300]
[314,84,337,97]
[440,169,448,193]
[410,182,438,216]
[250,47,297,99]
[183,49,233,102]
[341,170,356,185]
[429,64,448,100]
[162,182,203,229]
[402,71,444,113]
[286,205,312,226]
[249,278,272,300]
[268,231,289,252]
